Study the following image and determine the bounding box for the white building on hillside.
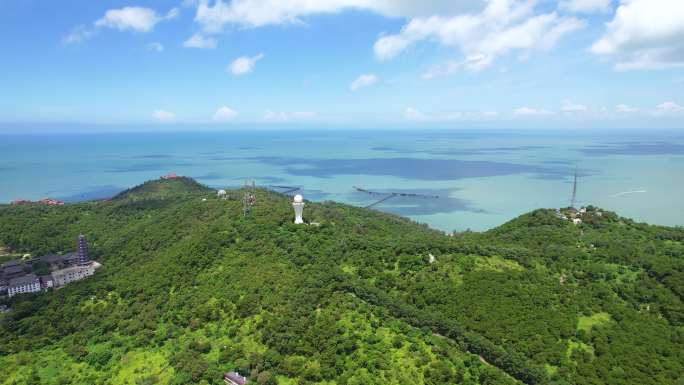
[8,274,41,297]
[51,263,97,287]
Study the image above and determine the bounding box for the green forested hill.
[0,178,682,385]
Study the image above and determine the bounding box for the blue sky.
[1,0,683,131]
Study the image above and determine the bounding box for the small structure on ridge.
[161,172,181,180]
[224,371,248,385]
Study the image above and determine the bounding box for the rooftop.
[8,274,39,287]
[1,260,23,268]
[40,254,66,264]
[3,264,26,275]
[224,372,248,385]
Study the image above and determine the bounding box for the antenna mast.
[243,179,256,217]
[570,168,578,208]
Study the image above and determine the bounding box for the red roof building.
[161,172,181,180]
[38,198,65,206]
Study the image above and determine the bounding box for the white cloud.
[514,107,553,116]
[422,61,459,80]
[405,107,497,122]
[166,8,180,20]
[421,55,489,79]
[193,0,483,33]
[183,33,217,49]
[147,42,164,52]
[65,6,178,43]
[95,7,177,32]
[213,106,238,121]
[152,109,176,122]
[63,25,96,44]
[651,101,684,116]
[188,1,582,72]
[615,104,639,113]
[263,111,316,122]
[229,53,264,75]
[373,0,585,70]
[559,0,612,13]
[349,74,378,91]
[562,100,588,112]
[590,0,684,70]
[406,108,446,122]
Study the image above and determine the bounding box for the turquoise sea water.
[0,129,682,232]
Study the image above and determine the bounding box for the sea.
[1,129,683,232]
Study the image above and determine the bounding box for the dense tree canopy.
[0,178,682,385]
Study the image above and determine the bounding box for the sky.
[0,0,683,131]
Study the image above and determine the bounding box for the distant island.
[1,177,682,385]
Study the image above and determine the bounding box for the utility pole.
[570,168,578,209]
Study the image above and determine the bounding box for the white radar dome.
[293,194,304,203]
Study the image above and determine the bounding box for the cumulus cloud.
[562,100,588,112]
[651,101,684,116]
[152,109,176,122]
[263,111,316,122]
[349,74,378,91]
[615,104,639,113]
[559,0,612,13]
[64,6,178,44]
[514,107,553,116]
[590,0,684,70]
[421,55,490,79]
[373,0,585,71]
[213,106,238,121]
[95,7,178,32]
[63,25,96,44]
[184,1,582,73]
[147,42,164,52]
[183,33,217,49]
[229,53,264,75]
[192,0,483,33]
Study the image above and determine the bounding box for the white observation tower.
[293,194,305,224]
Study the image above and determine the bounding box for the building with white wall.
[51,264,96,287]
[8,274,41,297]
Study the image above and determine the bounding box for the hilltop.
[112,176,213,201]
[0,177,682,385]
